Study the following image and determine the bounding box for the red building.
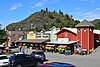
[75,20,95,53]
[55,20,100,54]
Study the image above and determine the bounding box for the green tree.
[46,8,48,12]
[0,24,6,44]
[59,10,63,15]
[0,24,2,30]
[56,18,61,23]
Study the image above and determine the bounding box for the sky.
[0,0,100,29]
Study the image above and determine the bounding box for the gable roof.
[55,27,77,35]
[75,19,95,28]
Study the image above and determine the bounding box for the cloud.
[94,8,100,11]
[10,3,23,11]
[35,2,45,7]
[31,0,59,8]
[90,0,95,3]
[74,8,80,11]
[73,8,100,21]
[0,20,17,29]
[31,2,45,8]
[73,0,95,3]
[80,0,95,3]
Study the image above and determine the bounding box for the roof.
[63,27,77,34]
[75,19,95,28]
[15,39,49,43]
[46,45,55,47]
[58,45,66,48]
[94,30,100,34]
[46,41,77,45]
[55,27,77,35]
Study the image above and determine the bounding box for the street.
[45,47,100,67]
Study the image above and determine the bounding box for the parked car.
[8,53,43,67]
[7,46,19,53]
[0,55,9,67]
[38,62,76,67]
[0,46,6,53]
[31,50,46,61]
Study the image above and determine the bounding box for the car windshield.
[0,56,8,60]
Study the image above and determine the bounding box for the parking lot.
[45,48,100,67]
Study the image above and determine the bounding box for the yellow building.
[27,31,36,39]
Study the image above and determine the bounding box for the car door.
[25,55,36,66]
[16,55,28,66]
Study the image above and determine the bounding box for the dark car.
[31,50,46,61]
[8,54,43,67]
[38,62,76,67]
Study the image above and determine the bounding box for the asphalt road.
[45,47,100,67]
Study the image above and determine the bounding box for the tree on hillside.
[0,24,6,44]
[59,10,63,15]
[0,24,2,29]
[6,9,80,31]
[46,8,48,12]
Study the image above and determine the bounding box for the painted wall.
[77,28,94,51]
[7,31,28,46]
[77,28,81,45]
[57,29,77,41]
[89,28,94,50]
[81,28,89,51]
[27,31,36,39]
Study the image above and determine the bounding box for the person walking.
[21,46,25,54]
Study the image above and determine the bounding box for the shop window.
[13,34,16,37]
[18,34,22,38]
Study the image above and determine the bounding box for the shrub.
[79,51,84,55]
[89,50,93,54]
[58,48,65,54]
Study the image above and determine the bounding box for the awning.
[15,39,49,44]
[46,45,55,47]
[46,41,77,45]
[58,45,66,48]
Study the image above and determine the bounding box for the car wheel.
[16,64,22,67]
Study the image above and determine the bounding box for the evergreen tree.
[46,8,48,12]
[59,10,63,15]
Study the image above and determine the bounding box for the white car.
[0,55,9,66]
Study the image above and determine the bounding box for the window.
[78,28,80,32]
[13,34,16,37]
[0,56,8,60]
[90,29,93,31]
[18,34,22,38]
[84,28,86,32]
[26,56,32,59]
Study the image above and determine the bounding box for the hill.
[6,9,80,31]
[90,19,100,30]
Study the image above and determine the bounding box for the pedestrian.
[21,46,25,54]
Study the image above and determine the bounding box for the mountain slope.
[6,9,80,31]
